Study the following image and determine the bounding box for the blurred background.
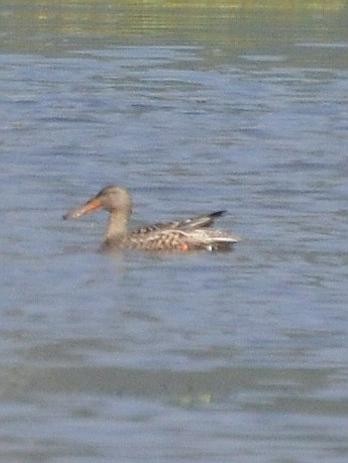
[0,1,348,462]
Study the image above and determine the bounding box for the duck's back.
[132,210,226,235]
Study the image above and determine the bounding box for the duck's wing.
[128,227,239,251]
[175,210,227,230]
[132,210,227,235]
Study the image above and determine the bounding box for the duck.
[63,185,240,252]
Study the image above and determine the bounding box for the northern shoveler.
[63,185,240,252]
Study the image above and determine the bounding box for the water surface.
[1,1,348,462]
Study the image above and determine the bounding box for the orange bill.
[63,197,102,220]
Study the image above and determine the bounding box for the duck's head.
[63,185,132,220]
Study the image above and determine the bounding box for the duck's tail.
[183,228,240,251]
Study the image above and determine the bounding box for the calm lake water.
[1,1,348,461]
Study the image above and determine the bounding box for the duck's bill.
[63,197,102,220]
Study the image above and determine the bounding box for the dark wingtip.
[210,210,227,218]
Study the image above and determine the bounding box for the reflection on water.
[1,1,348,462]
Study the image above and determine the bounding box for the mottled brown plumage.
[63,185,240,252]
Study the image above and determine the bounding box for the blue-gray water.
[1,2,348,462]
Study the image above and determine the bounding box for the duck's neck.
[104,210,129,242]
